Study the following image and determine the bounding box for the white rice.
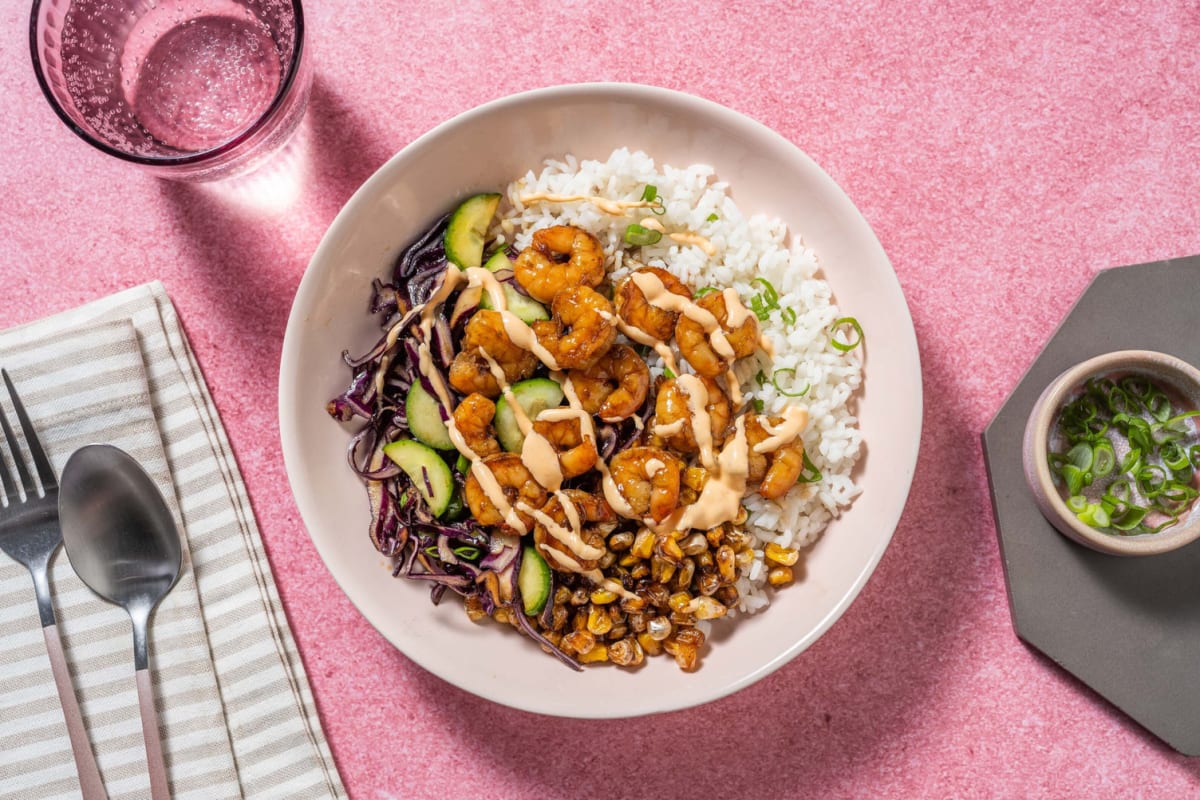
[492,148,864,614]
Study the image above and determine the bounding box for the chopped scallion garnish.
[624,224,663,247]
[694,286,720,298]
[781,307,797,326]
[706,212,719,222]
[830,317,864,352]
[769,368,810,398]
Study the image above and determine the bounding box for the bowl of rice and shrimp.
[280,83,922,717]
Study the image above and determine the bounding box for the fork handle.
[43,624,109,800]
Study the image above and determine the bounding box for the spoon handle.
[42,624,109,800]
[136,668,171,800]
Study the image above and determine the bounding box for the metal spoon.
[59,444,181,800]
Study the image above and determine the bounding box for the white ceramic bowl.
[279,83,922,717]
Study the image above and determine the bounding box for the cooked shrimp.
[452,393,501,458]
[531,417,597,478]
[614,267,691,341]
[448,309,538,397]
[653,375,732,454]
[569,344,650,422]
[675,291,759,377]
[609,446,683,523]
[745,415,808,501]
[514,225,605,303]
[464,453,548,532]
[531,286,617,370]
[533,489,616,571]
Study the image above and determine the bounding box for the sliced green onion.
[754,370,767,388]
[796,450,822,483]
[453,545,481,560]
[752,398,765,413]
[1111,505,1148,532]
[1161,441,1191,473]
[694,286,720,298]
[749,278,780,321]
[1091,440,1115,476]
[830,317,865,352]
[769,368,810,398]
[1059,464,1087,496]
[1119,448,1142,474]
[1077,503,1110,528]
[663,367,676,379]
[1065,442,1094,472]
[706,212,719,222]
[781,307,797,325]
[641,184,666,215]
[624,224,663,247]
[1066,495,1088,514]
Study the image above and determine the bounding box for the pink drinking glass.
[30,0,312,181]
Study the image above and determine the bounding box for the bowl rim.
[1024,348,1200,557]
[279,81,924,716]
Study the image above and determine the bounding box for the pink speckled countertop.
[4,1,1200,797]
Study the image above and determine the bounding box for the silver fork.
[0,369,107,800]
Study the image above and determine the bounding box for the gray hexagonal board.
[983,255,1200,756]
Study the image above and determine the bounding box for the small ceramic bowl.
[1023,350,1200,556]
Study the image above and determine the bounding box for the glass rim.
[28,0,307,169]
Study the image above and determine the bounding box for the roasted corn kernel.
[563,630,596,655]
[768,565,795,587]
[590,588,618,605]
[631,528,655,559]
[637,631,663,656]
[716,545,737,582]
[576,643,609,663]
[764,542,800,566]
[609,637,645,667]
[587,605,614,636]
[690,597,727,621]
[647,616,672,641]
[608,531,635,552]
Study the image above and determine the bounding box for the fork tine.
[2,370,55,493]
[0,392,26,503]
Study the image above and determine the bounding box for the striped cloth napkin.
[0,283,346,799]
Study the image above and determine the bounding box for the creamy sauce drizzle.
[521,192,659,216]
[659,416,750,533]
[753,405,810,454]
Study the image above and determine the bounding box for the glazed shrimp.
[448,309,539,397]
[569,344,651,422]
[452,393,501,458]
[464,453,549,532]
[614,267,691,342]
[609,446,684,523]
[513,225,606,303]
[532,489,616,572]
[674,291,759,377]
[745,415,808,501]
[653,375,732,454]
[531,285,617,370]
[531,417,598,478]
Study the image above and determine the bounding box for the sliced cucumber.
[482,248,513,273]
[405,382,454,450]
[445,193,501,269]
[519,545,552,615]
[495,378,565,452]
[382,439,454,517]
[478,250,550,323]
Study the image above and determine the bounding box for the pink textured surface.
[5,1,1200,797]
